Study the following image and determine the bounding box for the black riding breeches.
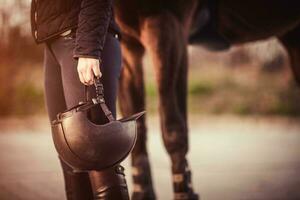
[43,32,126,200]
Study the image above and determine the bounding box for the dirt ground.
[0,114,300,200]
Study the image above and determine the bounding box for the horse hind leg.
[173,37,199,200]
[118,34,156,200]
[141,12,199,200]
[279,26,300,86]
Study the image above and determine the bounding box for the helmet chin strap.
[84,77,115,122]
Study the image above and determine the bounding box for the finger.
[78,67,90,85]
[77,63,88,85]
[85,67,94,85]
[92,64,102,78]
[78,71,86,85]
[81,72,90,85]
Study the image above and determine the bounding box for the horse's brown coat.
[114,1,300,199]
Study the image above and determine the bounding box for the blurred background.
[1,0,300,117]
[0,1,300,200]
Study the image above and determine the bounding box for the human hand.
[77,57,102,85]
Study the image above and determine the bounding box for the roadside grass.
[145,61,300,116]
[0,61,45,116]
[13,83,44,115]
[3,65,300,117]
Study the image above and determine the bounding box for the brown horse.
[114,1,300,200]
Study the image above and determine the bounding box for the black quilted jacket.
[31,0,120,59]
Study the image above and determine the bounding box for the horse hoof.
[174,192,199,200]
[132,190,156,200]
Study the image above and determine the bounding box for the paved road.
[0,115,300,200]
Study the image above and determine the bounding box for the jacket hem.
[35,25,78,44]
[73,54,101,60]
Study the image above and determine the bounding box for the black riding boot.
[89,165,130,200]
[60,158,94,200]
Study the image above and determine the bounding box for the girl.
[31,1,128,199]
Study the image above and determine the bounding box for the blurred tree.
[0,0,43,116]
[0,0,42,62]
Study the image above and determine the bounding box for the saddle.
[189,0,300,46]
[189,0,230,51]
